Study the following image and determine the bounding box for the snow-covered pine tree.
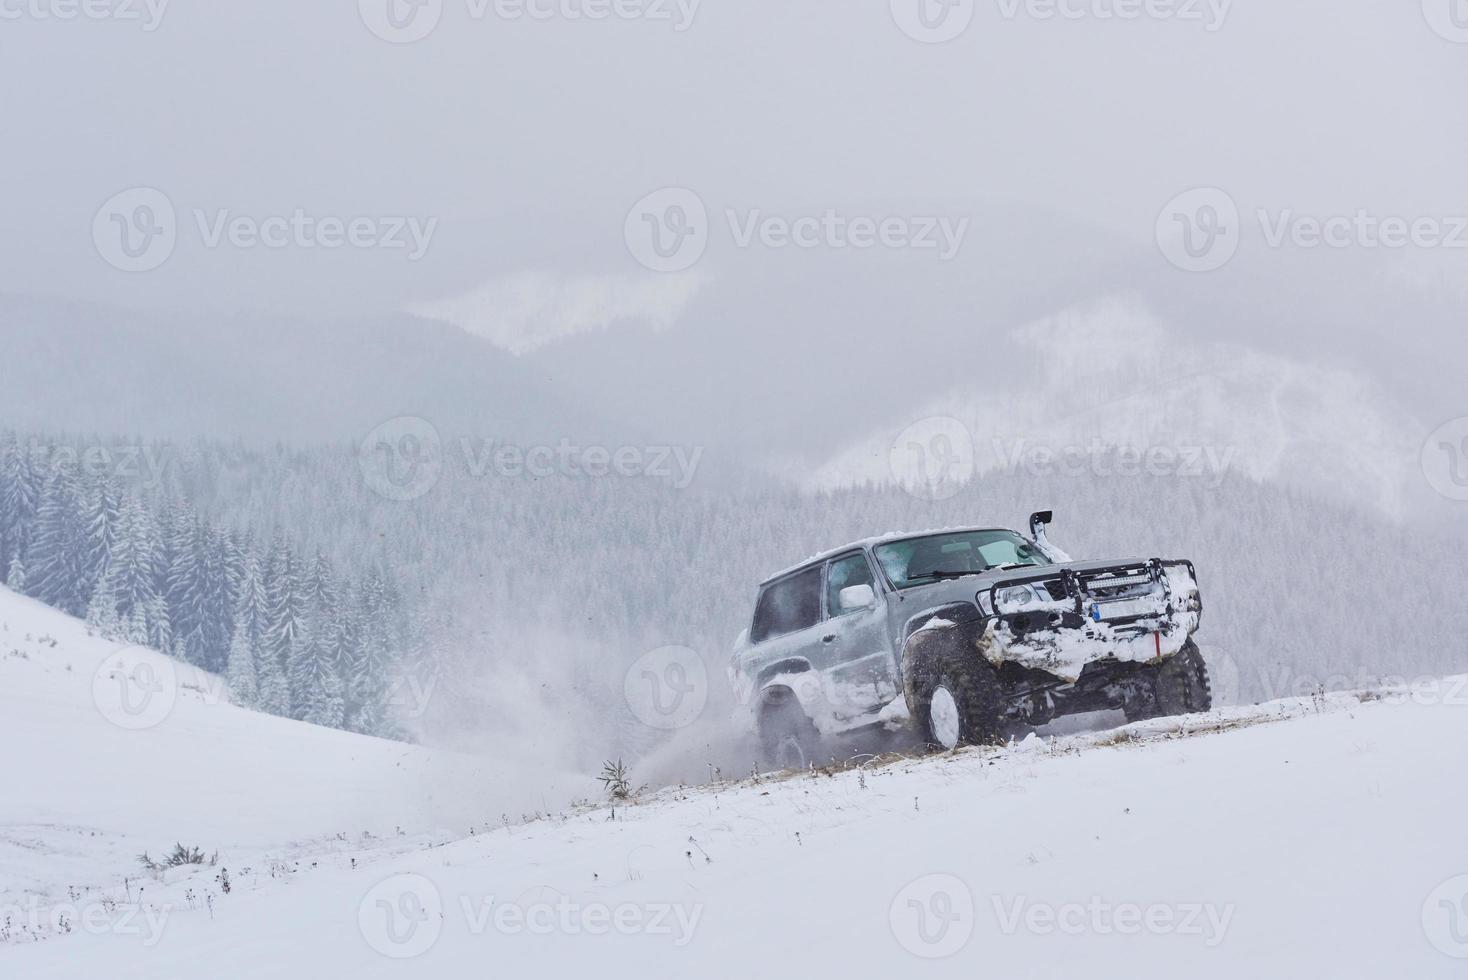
[110,494,169,648]
[263,534,308,711]
[195,524,233,673]
[26,468,87,615]
[288,551,342,722]
[0,438,41,576]
[5,556,25,592]
[225,620,259,708]
[78,475,122,608]
[164,508,206,665]
[342,574,400,737]
[84,569,121,640]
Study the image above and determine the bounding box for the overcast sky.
[2,0,1465,318]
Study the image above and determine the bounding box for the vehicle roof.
[759,525,1017,586]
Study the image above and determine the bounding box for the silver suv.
[729,512,1209,768]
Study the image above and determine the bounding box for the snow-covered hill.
[5,586,1466,977]
[0,586,592,932]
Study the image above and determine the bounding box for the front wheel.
[1130,640,1212,721]
[905,632,1004,750]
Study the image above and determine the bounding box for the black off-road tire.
[903,628,1005,750]
[1152,640,1213,717]
[759,690,822,771]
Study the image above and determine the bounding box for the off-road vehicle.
[729,512,1209,768]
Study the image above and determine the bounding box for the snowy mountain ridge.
[799,295,1429,521]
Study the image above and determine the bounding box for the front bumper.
[977,559,1203,682]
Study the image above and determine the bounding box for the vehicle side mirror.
[839,584,876,611]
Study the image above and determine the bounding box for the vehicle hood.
[889,558,1151,611]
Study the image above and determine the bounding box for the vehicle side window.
[751,566,823,644]
[825,553,876,618]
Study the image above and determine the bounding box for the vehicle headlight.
[996,585,1040,610]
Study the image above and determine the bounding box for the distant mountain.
[0,293,621,449]
[796,295,1432,522]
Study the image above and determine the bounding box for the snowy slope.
[4,579,1465,977]
[0,586,593,927]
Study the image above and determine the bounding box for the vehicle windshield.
[874,529,1051,589]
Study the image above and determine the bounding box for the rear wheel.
[759,690,821,771]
